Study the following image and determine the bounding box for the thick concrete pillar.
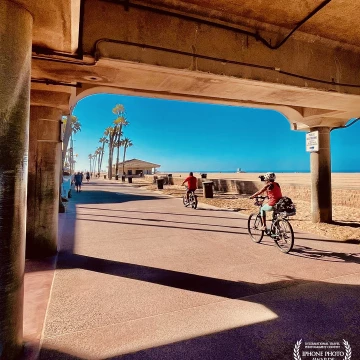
[0,1,32,358]
[310,127,332,223]
[26,106,62,258]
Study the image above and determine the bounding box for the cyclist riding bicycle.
[181,172,197,201]
[249,172,282,231]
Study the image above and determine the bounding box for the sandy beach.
[132,173,360,242]
[157,172,360,189]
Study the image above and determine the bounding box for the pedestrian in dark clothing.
[74,172,82,192]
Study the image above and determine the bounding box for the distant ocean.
[162,170,359,173]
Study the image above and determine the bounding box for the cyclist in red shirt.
[249,172,282,231]
[182,172,197,202]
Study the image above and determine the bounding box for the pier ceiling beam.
[30,88,72,114]
[14,0,80,54]
[80,0,360,96]
[71,83,338,132]
[29,0,360,130]
[92,0,360,52]
[295,117,355,130]
[32,57,359,131]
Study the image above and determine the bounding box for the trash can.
[128,177,132,183]
[122,175,126,182]
[115,175,119,180]
[157,178,164,189]
[168,174,173,185]
[203,181,214,198]
[104,175,107,179]
[201,173,207,179]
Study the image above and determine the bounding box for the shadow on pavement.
[56,252,302,299]
[34,185,360,360]
[38,269,360,360]
[332,220,360,228]
[77,212,248,230]
[68,190,168,205]
[77,206,244,219]
[291,245,360,264]
[75,217,250,236]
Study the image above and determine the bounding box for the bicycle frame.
[183,186,198,209]
[254,196,290,227]
[248,196,294,253]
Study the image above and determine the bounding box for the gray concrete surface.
[39,180,360,360]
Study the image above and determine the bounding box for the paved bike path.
[38,180,360,359]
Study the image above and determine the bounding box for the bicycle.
[247,196,294,253]
[183,186,198,209]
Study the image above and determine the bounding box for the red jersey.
[184,176,197,190]
[266,182,282,206]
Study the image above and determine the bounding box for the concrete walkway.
[32,180,359,359]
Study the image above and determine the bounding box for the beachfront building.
[113,159,160,175]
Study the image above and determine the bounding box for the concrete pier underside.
[2,0,360,357]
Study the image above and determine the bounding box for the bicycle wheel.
[191,194,198,209]
[273,218,294,253]
[247,213,264,243]
[183,195,189,207]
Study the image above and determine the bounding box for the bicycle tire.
[191,194,198,209]
[183,195,189,207]
[273,218,294,253]
[247,213,264,243]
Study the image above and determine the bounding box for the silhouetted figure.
[74,172,82,192]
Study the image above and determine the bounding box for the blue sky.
[72,93,360,173]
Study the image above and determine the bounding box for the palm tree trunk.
[62,115,72,167]
[99,143,105,174]
[69,134,74,174]
[108,145,113,179]
[122,145,128,176]
[115,141,121,175]
[115,125,123,176]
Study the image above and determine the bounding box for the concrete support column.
[0,1,32,358]
[26,106,62,258]
[310,127,332,223]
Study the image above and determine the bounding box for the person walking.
[74,172,82,192]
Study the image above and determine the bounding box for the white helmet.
[264,172,276,181]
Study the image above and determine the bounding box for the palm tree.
[94,146,102,175]
[104,126,116,179]
[62,115,81,171]
[98,137,107,174]
[88,154,92,173]
[121,138,133,176]
[112,104,128,177]
[92,153,97,176]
